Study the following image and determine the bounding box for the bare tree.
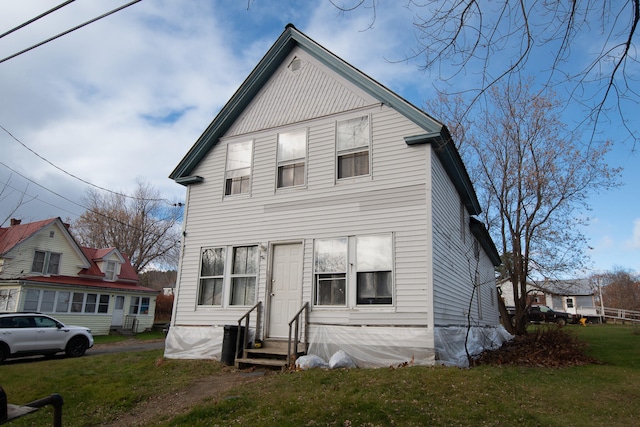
[72,180,182,273]
[599,268,640,311]
[0,175,37,227]
[428,80,621,334]
[331,0,639,144]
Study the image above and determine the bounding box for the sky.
[1,1,638,275]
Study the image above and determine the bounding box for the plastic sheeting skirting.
[164,324,512,368]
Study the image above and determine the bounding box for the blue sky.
[0,1,638,274]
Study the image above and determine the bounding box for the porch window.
[40,290,56,312]
[224,140,253,195]
[31,251,61,275]
[314,238,347,306]
[24,289,40,311]
[129,296,150,315]
[98,295,110,313]
[337,116,370,179]
[71,292,84,313]
[56,292,70,312]
[356,234,393,305]
[85,294,97,313]
[230,246,258,306]
[277,130,306,188]
[198,247,225,305]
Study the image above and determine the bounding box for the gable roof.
[169,24,481,214]
[0,218,58,256]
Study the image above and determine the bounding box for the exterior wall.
[431,154,499,326]
[0,222,87,279]
[172,104,434,334]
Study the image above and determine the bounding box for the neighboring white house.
[164,24,509,367]
[0,218,158,335]
[498,278,601,321]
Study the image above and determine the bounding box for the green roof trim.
[404,131,481,215]
[470,217,502,266]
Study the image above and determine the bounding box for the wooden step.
[235,357,288,369]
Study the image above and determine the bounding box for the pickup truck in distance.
[506,305,571,326]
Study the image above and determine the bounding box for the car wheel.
[65,336,89,357]
[0,342,8,363]
[556,318,567,326]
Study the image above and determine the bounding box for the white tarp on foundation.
[163,324,512,368]
[308,324,436,368]
[434,325,513,367]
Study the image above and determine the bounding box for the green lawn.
[2,324,639,426]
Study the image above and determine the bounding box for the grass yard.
[2,324,639,426]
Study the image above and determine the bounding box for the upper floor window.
[105,261,118,281]
[277,130,307,188]
[225,140,253,195]
[337,116,370,179]
[31,250,61,275]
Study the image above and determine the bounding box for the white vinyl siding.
[173,104,433,328]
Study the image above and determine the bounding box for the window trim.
[276,129,308,190]
[336,115,372,181]
[313,234,394,308]
[197,245,260,308]
[31,250,61,275]
[224,140,254,197]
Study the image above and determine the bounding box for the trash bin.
[221,325,245,366]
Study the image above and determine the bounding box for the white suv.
[0,313,94,363]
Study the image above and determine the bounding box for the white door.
[111,295,125,327]
[268,243,303,338]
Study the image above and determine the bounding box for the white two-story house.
[0,217,158,335]
[165,24,508,367]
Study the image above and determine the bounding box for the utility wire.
[0,0,76,39]
[0,123,167,203]
[0,0,143,64]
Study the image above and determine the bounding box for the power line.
[0,0,143,65]
[0,0,76,40]
[0,123,167,203]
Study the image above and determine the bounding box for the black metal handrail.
[287,302,309,366]
[1,385,63,427]
[236,301,262,360]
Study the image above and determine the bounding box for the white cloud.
[631,219,640,249]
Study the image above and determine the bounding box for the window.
[356,235,393,305]
[337,116,370,179]
[130,297,150,315]
[225,140,253,195]
[314,238,347,306]
[41,290,56,312]
[71,293,84,313]
[277,130,306,188]
[98,295,110,313]
[85,294,97,313]
[24,289,40,311]
[129,297,151,315]
[566,298,574,308]
[230,246,258,305]
[31,251,61,275]
[104,261,117,281]
[198,247,225,305]
[56,292,70,312]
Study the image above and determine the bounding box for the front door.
[268,243,303,338]
[111,295,125,327]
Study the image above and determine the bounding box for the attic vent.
[49,231,55,238]
[288,57,303,73]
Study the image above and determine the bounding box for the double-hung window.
[198,248,225,305]
[337,116,370,179]
[198,245,259,307]
[130,296,150,315]
[314,238,347,306]
[225,140,253,195]
[230,246,258,306]
[277,130,307,188]
[104,261,117,281]
[31,251,61,275]
[356,235,393,305]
